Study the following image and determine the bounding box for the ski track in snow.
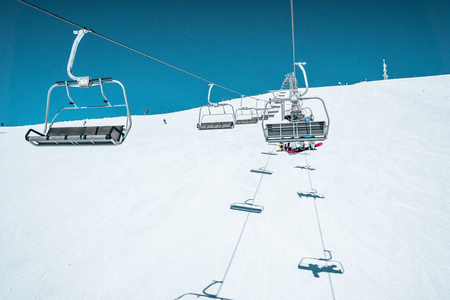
[1,75,450,299]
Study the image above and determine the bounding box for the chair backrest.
[266,121,327,142]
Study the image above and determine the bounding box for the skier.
[304,114,316,148]
[278,142,283,151]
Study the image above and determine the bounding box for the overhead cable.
[18,0,266,102]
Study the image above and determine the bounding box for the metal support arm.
[207,83,215,105]
[294,62,309,96]
[67,29,91,87]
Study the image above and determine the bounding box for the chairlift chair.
[235,107,258,124]
[230,199,264,214]
[25,30,132,146]
[258,114,270,121]
[256,99,275,120]
[267,108,279,114]
[254,98,271,120]
[197,84,236,130]
[257,106,273,121]
[235,96,259,125]
[267,99,280,112]
[298,250,344,278]
[261,63,330,144]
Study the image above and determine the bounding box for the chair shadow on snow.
[295,165,315,171]
[174,280,232,300]
[298,261,344,278]
[297,190,324,199]
[298,251,344,278]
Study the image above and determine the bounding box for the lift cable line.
[216,147,276,297]
[174,147,276,299]
[303,154,338,300]
[290,0,297,83]
[18,0,266,103]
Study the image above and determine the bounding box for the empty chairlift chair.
[197,84,236,130]
[25,30,132,146]
[255,98,271,121]
[235,107,258,124]
[261,62,330,144]
[235,96,259,125]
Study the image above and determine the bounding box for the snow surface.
[1,75,450,299]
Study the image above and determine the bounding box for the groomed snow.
[1,75,450,299]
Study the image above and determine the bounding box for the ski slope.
[1,75,450,299]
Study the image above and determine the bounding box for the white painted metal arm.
[67,29,91,87]
[207,83,215,105]
[295,62,309,96]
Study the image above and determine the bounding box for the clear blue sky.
[1,0,449,126]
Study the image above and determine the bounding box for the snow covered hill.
[1,75,449,299]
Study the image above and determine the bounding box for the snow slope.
[1,75,450,299]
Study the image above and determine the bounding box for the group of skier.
[276,108,323,154]
[278,141,322,154]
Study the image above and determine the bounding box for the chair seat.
[26,125,124,146]
[236,117,258,124]
[197,122,234,130]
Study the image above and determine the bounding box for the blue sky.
[1,0,449,126]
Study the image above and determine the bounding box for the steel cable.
[18,0,268,103]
